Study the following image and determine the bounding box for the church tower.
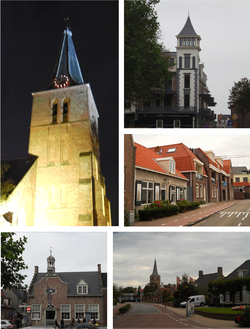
[28,27,111,226]
[176,16,201,126]
[150,259,161,285]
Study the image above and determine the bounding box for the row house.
[195,260,250,305]
[233,167,250,199]
[125,16,216,128]
[192,149,234,202]
[150,143,207,203]
[133,142,188,213]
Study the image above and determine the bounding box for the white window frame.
[142,181,154,204]
[31,304,41,320]
[156,120,163,128]
[169,185,176,202]
[89,304,99,321]
[173,120,181,128]
[61,304,71,320]
[196,183,199,198]
[200,184,203,198]
[169,160,175,174]
[77,284,88,294]
[75,304,85,320]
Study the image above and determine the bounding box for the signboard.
[27,307,31,313]
[233,121,237,128]
[232,114,237,120]
[186,302,195,317]
[227,120,233,127]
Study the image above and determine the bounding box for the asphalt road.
[195,201,250,226]
[113,303,209,328]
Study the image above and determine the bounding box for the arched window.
[52,103,57,124]
[63,101,68,122]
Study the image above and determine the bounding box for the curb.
[185,202,237,226]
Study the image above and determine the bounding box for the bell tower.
[150,259,161,285]
[176,16,201,125]
[47,249,55,275]
[28,26,111,226]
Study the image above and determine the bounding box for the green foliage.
[113,284,123,301]
[1,233,28,290]
[1,163,16,201]
[144,283,158,294]
[228,77,250,128]
[173,273,200,307]
[138,200,200,221]
[119,304,131,314]
[125,0,172,104]
[122,286,135,293]
[237,306,250,328]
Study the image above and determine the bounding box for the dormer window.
[167,148,176,153]
[169,160,175,174]
[77,279,88,294]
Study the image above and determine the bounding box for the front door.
[46,310,55,326]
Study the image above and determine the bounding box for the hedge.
[138,200,201,221]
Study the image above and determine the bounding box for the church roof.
[28,271,106,297]
[151,259,160,277]
[46,28,84,89]
[177,16,198,37]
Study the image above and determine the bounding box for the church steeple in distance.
[150,259,161,285]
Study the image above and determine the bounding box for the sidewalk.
[133,201,237,226]
[158,304,239,328]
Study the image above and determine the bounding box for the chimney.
[199,270,203,277]
[35,266,39,274]
[98,264,101,273]
[155,146,161,154]
[218,267,223,277]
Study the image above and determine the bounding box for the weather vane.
[64,17,71,30]
[50,247,53,256]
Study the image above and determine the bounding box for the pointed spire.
[151,259,160,276]
[178,16,198,37]
[47,27,84,89]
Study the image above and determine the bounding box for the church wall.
[1,158,38,226]
[28,83,110,225]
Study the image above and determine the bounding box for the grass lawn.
[196,307,240,315]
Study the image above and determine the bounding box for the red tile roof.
[234,182,250,187]
[149,143,204,173]
[135,142,187,180]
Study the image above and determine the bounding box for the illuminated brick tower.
[29,27,111,226]
[150,259,161,285]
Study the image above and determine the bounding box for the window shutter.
[135,180,143,205]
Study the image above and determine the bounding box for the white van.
[180,295,205,308]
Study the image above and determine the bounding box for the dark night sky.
[1,1,118,225]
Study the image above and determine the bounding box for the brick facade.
[124,135,136,212]
[28,257,107,326]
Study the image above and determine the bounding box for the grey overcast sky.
[14,232,107,287]
[113,232,250,289]
[132,131,250,168]
[155,0,250,116]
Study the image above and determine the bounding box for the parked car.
[180,295,205,308]
[1,320,17,329]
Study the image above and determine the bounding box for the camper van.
[180,295,205,308]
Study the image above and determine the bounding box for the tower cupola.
[47,250,55,275]
[176,16,201,51]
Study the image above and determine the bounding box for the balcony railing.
[195,173,203,181]
[136,106,198,114]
